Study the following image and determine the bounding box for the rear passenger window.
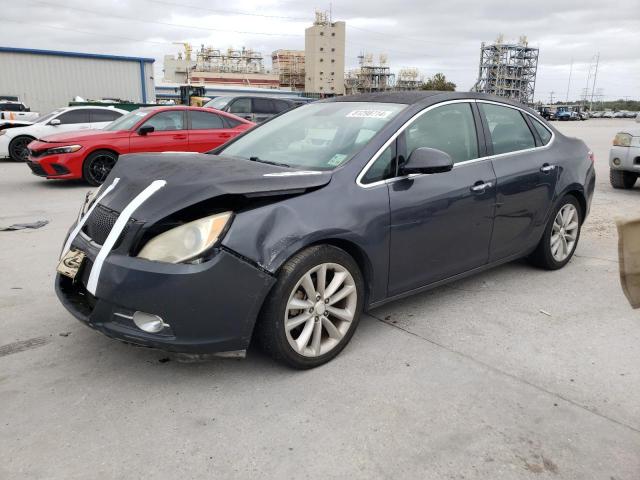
[273,100,292,113]
[530,117,553,145]
[229,98,251,114]
[190,111,223,129]
[253,98,275,114]
[89,109,123,123]
[405,103,478,164]
[480,103,536,155]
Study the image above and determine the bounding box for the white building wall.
[0,51,155,113]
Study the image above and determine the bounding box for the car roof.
[324,91,536,112]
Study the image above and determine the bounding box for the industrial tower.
[473,35,539,105]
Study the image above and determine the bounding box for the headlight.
[0,130,6,136]
[138,212,233,264]
[613,133,632,147]
[44,145,82,155]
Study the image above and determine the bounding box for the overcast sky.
[2,0,638,102]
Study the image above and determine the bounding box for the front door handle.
[470,181,493,193]
[173,134,187,140]
[540,164,556,173]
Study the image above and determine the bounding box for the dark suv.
[204,96,310,123]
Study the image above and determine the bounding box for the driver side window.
[142,110,184,131]
[405,103,479,164]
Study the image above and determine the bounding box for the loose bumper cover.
[56,231,276,354]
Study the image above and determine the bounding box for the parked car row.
[2,94,314,184]
[591,110,639,119]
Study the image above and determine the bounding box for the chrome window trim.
[356,99,556,189]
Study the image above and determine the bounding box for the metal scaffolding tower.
[345,53,395,94]
[473,35,539,105]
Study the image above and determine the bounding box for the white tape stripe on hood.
[60,177,120,259]
[86,179,167,295]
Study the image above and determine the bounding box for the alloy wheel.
[284,263,358,358]
[10,137,31,161]
[550,204,579,262]
[88,153,117,185]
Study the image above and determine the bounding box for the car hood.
[98,152,332,223]
[38,129,125,143]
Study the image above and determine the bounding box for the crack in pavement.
[367,312,640,436]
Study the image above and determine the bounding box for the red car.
[26,106,254,185]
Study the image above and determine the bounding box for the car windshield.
[218,102,406,170]
[205,97,232,110]
[34,109,65,123]
[103,109,151,131]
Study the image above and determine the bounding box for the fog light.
[613,158,621,166]
[132,311,168,333]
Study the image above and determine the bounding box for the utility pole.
[549,91,555,104]
[565,58,573,102]
[589,52,600,111]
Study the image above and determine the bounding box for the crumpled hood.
[98,152,331,223]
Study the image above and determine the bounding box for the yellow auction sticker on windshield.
[346,110,393,119]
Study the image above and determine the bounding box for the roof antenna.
[329,2,332,23]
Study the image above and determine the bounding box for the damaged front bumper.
[55,232,276,354]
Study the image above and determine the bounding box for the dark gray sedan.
[56,91,596,368]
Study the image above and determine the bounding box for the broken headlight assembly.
[137,211,233,264]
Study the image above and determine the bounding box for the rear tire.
[255,245,364,369]
[610,169,637,189]
[8,135,35,162]
[82,150,119,186]
[529,195,582,270]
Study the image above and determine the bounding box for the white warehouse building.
[0,47,155,113]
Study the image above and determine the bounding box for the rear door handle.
[470,181,493,193]
[540,164,556,173]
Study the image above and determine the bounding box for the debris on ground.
[539,309,552,317]
[0,220,49,231]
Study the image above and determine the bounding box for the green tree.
[421,73,456,91]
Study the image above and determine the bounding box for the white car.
[0,106,127,161]
[609,128,640,189]
[0,101,39,122]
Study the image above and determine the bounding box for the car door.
[88,108,124,129]
[386,101,497,295]
[187,110,233,151]
[49,109,92,134]
[129,109,188,153]
[226,98,253,122]
[477,102,559,262]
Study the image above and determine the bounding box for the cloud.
[1,0,638,101]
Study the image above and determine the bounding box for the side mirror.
[138,125,155,136]
[49,119,61,126]
[401,147,453,175]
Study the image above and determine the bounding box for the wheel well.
[564,190,587,222]
[85,148,119,159]
[310,238,374,306]
[10,134,35,143]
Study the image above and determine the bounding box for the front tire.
[82,150,119,186]
[610,169,637,189]
[529,195,582,270]
[8,135,35,162]
[255,245,364,369]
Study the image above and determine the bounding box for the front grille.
[82,204,133,246]
[26,161,46,176]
